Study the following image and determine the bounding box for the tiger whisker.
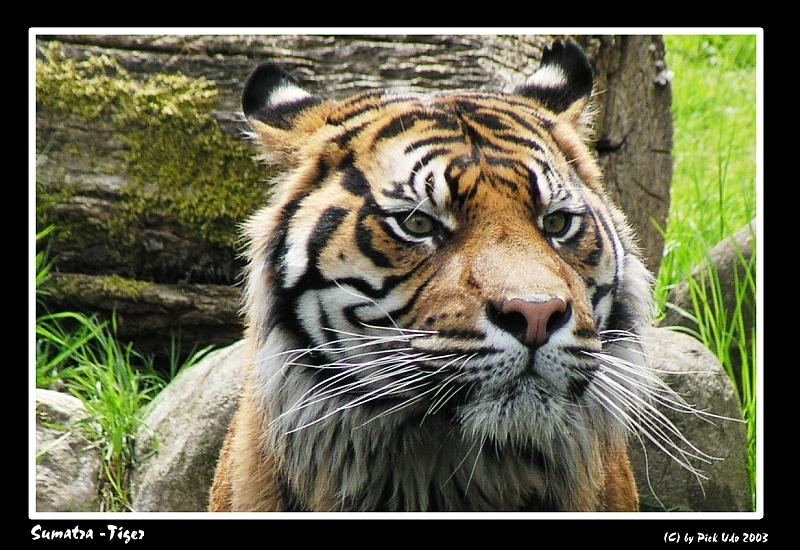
[597,365,722,422]
[356,321,439,335]
[588,376,714,473]
[442,435,481,488]
[593,371,717,462]
[587,351,743,423]
[283,352,462,433]
[402,196,431,223]
[279,351,458,421]
[280,357,431,417]
[585,380,708,483]
[576,370,669,508]
[288,348,419,370]
[283,372,436,435]
[422,353,477,422]
[464,433,487,497]
[332,279,404,332]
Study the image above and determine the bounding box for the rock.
[659,220,756,389]
[630,326,751,511]
[36,389,101,512]
[128,328,750,512]
[130,340,246,512]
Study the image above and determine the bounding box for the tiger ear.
[242,62,327,159]
[514,39,594,129]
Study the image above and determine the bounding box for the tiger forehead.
[330,92,570,212]
[330,90,559,135]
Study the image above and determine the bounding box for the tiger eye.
[402,213,435,235]
[543,212,568,236]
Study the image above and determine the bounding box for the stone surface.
[631,326,751,511]
[130,340,246,512]
[36,389,101,512]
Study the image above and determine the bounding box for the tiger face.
[238,40,657,511]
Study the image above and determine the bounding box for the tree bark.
[36,34,673,364]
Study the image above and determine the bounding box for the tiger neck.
[253,330,606,512]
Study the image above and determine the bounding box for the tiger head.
[240,40,658,510]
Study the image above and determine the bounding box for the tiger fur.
[209,39,656,512]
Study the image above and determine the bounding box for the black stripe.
[268,193,308,289]
[563,219,587,244]
[342,163,372,197]
[591,207,621,314]
[455,99,551,140]
[374,112,423,142]
[267,207,348,343]
[409,147,454,185]
[591,283,614,309]
[334,123,370,149]
[251,96,322,129]
[567,373,592,400]
[424,177,437,208]
[444,156,474,205]
[326,92,384,124]
[308,207,349,268]
[381,180,415,201]
[496,132,546,153]
[355,206,392,268]
[353,270,437,327]
[463,110,510,132]
[484,155,518,167]
[434,329,486,340]
[525,166,541,212]
[404,134,463,154]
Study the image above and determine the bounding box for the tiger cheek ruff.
[209,40,659,512]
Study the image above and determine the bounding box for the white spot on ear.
[526,65,567,89]
[269,82,311,108]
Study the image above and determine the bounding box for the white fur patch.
[269,82,311,108]
[526,65,568,89]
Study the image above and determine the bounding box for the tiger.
[208,39,669,512]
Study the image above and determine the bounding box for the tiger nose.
[488,298,570,347]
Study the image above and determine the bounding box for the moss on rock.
[36,41,269,251]
[97,275,154,300]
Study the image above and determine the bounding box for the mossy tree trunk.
[36,34,673,365]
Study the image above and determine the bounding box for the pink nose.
[501,298,568,346]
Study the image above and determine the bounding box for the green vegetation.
[36,227,214,511]
[658,35,757,509]
[35,42,269,251]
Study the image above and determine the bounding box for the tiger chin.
[209,39,658,512]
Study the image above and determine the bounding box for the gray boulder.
[36,389,101,512]
[130,340,245,512]
[631,326,751,511]
[129,329,750,512]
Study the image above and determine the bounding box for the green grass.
[36,311,166,510]
[36,226,215,511]
[656,35,756,306]
[658,35,757,510]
